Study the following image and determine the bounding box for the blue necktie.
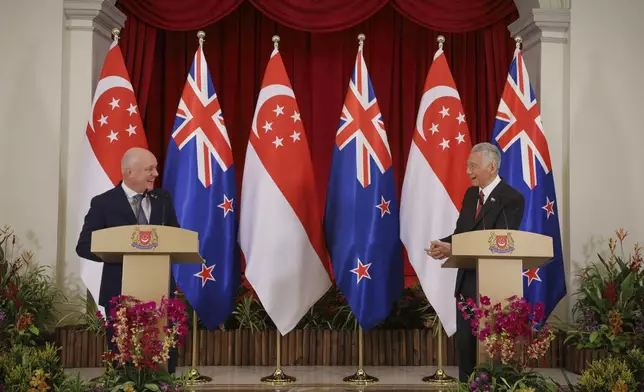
[134,194,149,224]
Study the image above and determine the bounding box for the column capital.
[64,0,125,41]
[509,7,570,51]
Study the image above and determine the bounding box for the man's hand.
[425,240,452,260]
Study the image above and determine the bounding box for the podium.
[91,225,204,304]
[441,229,553,364]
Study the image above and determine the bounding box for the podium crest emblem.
[131,227,159,250]
[488,232,515,254]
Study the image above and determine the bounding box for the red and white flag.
[400,46,472,336]
[239,45,331,335]
[78,39,148,314]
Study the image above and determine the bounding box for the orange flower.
[17,312,34,331]
[611,380,627,392]
[616,228,628,242]
[608,310,623,336]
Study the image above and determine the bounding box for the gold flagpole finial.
[112,28,120,43]
[197,31,206,47]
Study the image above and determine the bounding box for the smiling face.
[122,148,158,193]
[466,150,496,188]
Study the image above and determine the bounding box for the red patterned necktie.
[475,190,484,218]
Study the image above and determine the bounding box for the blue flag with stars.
[163,45,240,329]
[323,42,404,331]
[490,47,566,321]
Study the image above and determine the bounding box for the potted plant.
[566,229,644,354]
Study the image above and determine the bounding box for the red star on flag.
[194,263,216,287]
[350,258,372,284]
[218,195,234,217]
[375,195,391,218]
[523,268,541,286]
[542,197,555,219]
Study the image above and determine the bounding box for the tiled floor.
[66,365,578,390]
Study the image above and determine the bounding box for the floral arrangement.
[566,229,644,353]
[95,295,189,391]
[456,295,555,391]
[0,226,63,349]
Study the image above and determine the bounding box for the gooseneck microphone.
[149,189,168,226]
[493,195,509,230]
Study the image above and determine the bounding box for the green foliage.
[623,347,644,383]
[0,226,66,349]
[577,356,635,392]
[452,363,557,392]
[566,229,644,353]
[95,362,187,392]
[0,343,67,391]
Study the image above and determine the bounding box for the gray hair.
[472,142,501,171]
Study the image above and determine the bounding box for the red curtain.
[116,0,518,284]
[117,0,516,32]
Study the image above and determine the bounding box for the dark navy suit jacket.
[440,179,525,296]
[76,183,180,307]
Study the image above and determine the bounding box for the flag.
[323,41,403,331]
[400,47,472,337]
[79,38,148,315]
[162,45,240,330]
[239,45,331,335]
[490,47,566,320]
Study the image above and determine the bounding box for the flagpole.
[186,309,212,384]
[343,325,378,384]
[422,320,456,386]
[184,30,213,386]
[261,331,296,384]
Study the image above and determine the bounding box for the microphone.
[492,196,509,230]
[155,189,169,226]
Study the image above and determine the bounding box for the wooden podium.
[441,229,553,364]
[91,225,204,304]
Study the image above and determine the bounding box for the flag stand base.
[422,321,457,387]
[260,332,296,385]
[260,368,296,385]
[422,368,456,386]
[186,368,212,385]
[343,327,378,385]
[343,368,379,385]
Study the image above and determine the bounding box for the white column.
[509,2,571,323]
[58,0,125,311]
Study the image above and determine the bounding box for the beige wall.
[568,0,644,299]
[0,0,64,274]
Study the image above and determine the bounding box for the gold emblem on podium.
[488,232,514,254]
[131,227,159,250]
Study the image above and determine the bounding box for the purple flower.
[0,311,5,322]
[470,381,478,390]
[635,315,644,334]
[160,383,169,391]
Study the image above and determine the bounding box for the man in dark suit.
[76,147,180,374]
[426,142,525,382]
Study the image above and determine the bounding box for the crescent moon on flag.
[415,85,460,141]
[251,84,295,138]
[87,75,135,133]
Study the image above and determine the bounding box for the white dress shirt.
[479,175,501,204]
[121,183,151,222]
